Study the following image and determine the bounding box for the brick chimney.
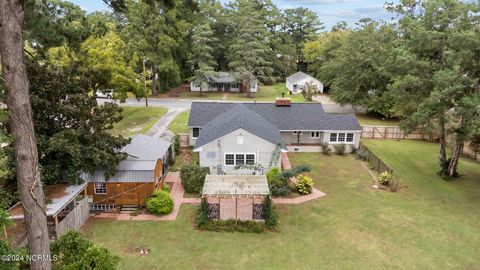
[275,97,291,107]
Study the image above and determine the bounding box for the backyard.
[110,106,167,137]
[82,140,480,269]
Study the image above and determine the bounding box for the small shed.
[286,71,323,94]
[202,175,270,221]
[7,182,89,246]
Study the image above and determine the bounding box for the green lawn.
[168,110,190,134]
[83,140,480,269]
[176,83,311,102]
[111,107,167,137]
[355,113,400,126]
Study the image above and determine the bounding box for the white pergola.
[202,175,270,199]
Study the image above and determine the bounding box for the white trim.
[310,131,321,139]
[328,132,355,144]
[279,130,361,132]
[94,182,107,195]
[224,152,256,167]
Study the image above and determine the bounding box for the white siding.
[323,131,361,153]
[197,128,280,174]
[286,80,294,92]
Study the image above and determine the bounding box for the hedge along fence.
[359,141,394,175]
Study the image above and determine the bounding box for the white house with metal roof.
[286,71,323,94]
[188,99,361,175]
[190,71,258,93]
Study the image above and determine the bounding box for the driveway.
[146,108,186,140]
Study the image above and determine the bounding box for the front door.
[225,83,230,92]
[122,183,138,205]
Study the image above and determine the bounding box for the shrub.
[180,165,209,194]
[146,190,173,215]
[199,219,264,233]
[51,231,119,270]
[271,186,291,196]
[266,167,280,183]
[320,142,331,155]
[296,175,314,194]
[196,198,210,227]
[262,196,277,228]
[350,145,357,154]
[355,150,368,160]
[334,144,346,155]
[162,184,171,193]
[173,134,180,155]
[379,171,393,186]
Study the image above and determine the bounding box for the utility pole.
[143,58,149,107]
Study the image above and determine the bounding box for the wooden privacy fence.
[359,141,394,175]
[56,197,89,238]
[361,125,480,162]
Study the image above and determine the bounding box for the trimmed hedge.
[199,219,264,233]
[146,190,173,215]
[180,165,209,194]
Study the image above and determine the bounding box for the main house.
[286,71,323,94]
[190,71,258,93]
[188,99,361,175]
[81,134,172,210]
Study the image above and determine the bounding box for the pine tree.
[189,24,218,96]
[228,0,273,98]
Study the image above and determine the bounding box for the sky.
[69,0,398,29]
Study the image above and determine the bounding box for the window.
[225,153,256,166]
[310,131,320,139]
[329,133,355,143]
[225,154,234,165]
[329,133,337,142]
[246,154,255,165]
[94,182,107,194]
[236,154,245,165]
[346,133,354,142]
[192,127,200,138]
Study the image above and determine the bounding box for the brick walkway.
[96,153,326,221]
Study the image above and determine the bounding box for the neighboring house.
[190,71,258,93]
[81,134,172,209]
[286,71,323,94]
[188,99,361,174]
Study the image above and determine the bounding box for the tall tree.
[281,7,323,71]
[0,1,51,269]
[228,0,273,97]
[189,24,218,96]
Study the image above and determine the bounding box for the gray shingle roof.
[194,104,284,149]
[188,102,361,131]
[286,71,317,84]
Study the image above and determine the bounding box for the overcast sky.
[69,0,398,29]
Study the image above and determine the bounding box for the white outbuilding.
[286,71,323,94]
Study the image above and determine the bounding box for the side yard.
[167,109,190,134]
[82,140,480,269]
[111,106,167,137]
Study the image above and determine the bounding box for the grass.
[355,113,400,126]
[82,140,480,269]
[168,110,190,134]
[170,147,199,172]
[175,83,311,102]
[111,107,167,137]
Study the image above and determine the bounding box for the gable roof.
[188,102,361,131]
[80,134,170,183]
[194,104,283,149]
[122,134,171,161]
[286,71,318,84]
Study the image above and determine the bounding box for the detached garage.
[286,71,323,94]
